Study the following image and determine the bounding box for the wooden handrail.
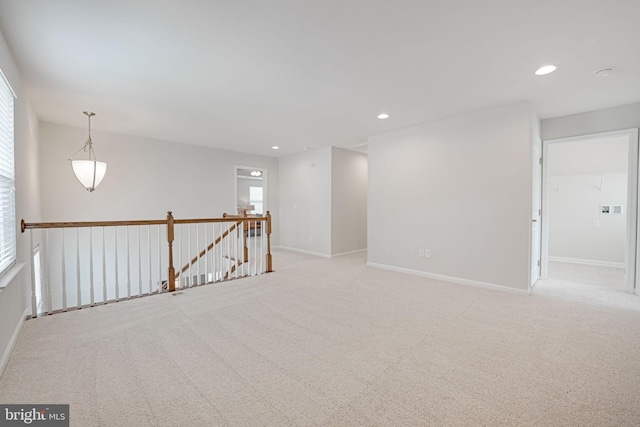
[174,217,265,225]
[21,218,166,232]
[21,210,274,295]
[21,217,266,232]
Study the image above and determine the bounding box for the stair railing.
[21,211,273,317]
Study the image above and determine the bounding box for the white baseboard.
[548,256,624,269]
[331,248,367,258]
[0,308,29,378]
[367,262,529,295]
[275,246,331,259]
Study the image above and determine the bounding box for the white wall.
[368,103,534,291]
[331,148,367,256]
[0,29,41,373]
[0,266,27,375]
[541,103,640,141]
[549,173,627,264]
[38,122,279,245]
[279,147,332,256]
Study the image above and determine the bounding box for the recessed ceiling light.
[377,113,390,119]
[535,65,557,76]
[271,146,280,150]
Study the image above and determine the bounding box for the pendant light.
[69,111,107,192]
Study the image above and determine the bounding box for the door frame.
[531,142,542,289]
[235,165,268,215]
[540,128,639,295]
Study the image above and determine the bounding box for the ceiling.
[0,0,639,158]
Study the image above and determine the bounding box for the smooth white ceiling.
[0,0,639,157]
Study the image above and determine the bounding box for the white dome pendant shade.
[69,111,107,192]
[71,159,107,192]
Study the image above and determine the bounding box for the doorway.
[235,166,267,215]
[540,129,639,296]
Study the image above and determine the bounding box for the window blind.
[0,70,15,275]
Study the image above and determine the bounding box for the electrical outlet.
[418,248,425,257]
[425,249,431,258]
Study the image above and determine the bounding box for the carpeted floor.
[1,249,639,426]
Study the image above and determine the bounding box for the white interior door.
[531,143,542,287]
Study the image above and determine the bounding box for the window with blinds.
[0,70,16,275]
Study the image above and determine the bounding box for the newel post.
[167,211,176,292]
[266,211,273,272]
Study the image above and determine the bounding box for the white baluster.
[62,229,67,311]
[137,226,142,296]
[177,225,182,289]
[260,219,264,274]
[126,226,131,299]
[76,228,81,308]
[157,225,161,292]
[89,228,94,306]
[46,229,52,314]
[29,230,36,317]
[204,223,208,284]
[188,224,192,287]
[102,227,107,303]
[148,225,152,295]
[196,223,200,285]
[214,223,219,282]
[115,228,120,301]
[234,222,238,280]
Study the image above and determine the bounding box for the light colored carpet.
[547,260,625,291]
[1,249,640,426]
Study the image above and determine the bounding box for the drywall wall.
[0,28,41,371]
[0,265,27,376]
[38,122,279,245]
[331,148,367,256]
[368,103,533,291]
[541,103,640,141]
[548,173,627,264]
[278,147,332,256]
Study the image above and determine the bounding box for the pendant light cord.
[68,111,97,161]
